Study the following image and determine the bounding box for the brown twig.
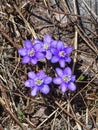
[0,124,4,130]
[31,0,98,25]
[14,4,37,39]
[55,101,89,130]
[0,28,20,49]
[71,73,98,102]
[77,25,98,54]
[80,92,97,128]
[72,0,78,73]
[0,84,26,130]
[23,116,36,129]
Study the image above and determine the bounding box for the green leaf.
[78,75,85,81]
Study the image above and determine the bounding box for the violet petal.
[44,77,52,84]
[51,56,59,63]
[65,46,73,54]
[22,56,30,64]
[33,39,43,45]
[65,56,71,62]
[34,43,41,51]
[24,40,32,49]
[60,83,67,93]
[31,58,37,64]
[46,50,52,60]
[37,71,46,79]
[25,79,34,87]
[57,41,64,50]
[64,67,72,76]
[56,68,63,77]
[50,48,57,55]
[71,75,76,82]
[51,40,58,48]
[28,72,36,79]
[59,59,65,68]
[36,52,44,59]
[68,82,76,91]
[44,35,52,43]
[18,48,27,56]
[53,77,62,84]
[40,85,50,94]
[31,86,39,96]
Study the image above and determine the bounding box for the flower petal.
[22,56,30,64]
[64,67,72,76]
[44,35,52,43]
[57,41,64,50]
[31,58,37,64]
[53,77,62,85]
[65,56,71,62]
[36,52,44,59]
[50,48,57,54]
[25,79,34,87]
[59,59,65,68]
[28,72,36,79]
[37,71,46,79]
[31,86,39,96]
[33,39,43,45]
[71,75,76,82]
[67,82,76,91]
[34,43,41,51]
[44,76,52,84]
[24,40,33,49]
[56,68,63,77]
[18,48,27,56]
[46,51,52,60]
[40,85,50,94]
[60,83,67,93]
[51,56,59,63]
[65,46,73,54]
[51,40,58,48]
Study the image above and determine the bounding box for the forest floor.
[0,0,98,130]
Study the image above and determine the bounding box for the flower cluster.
[18,35,76,96]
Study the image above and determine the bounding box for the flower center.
[63,76,70,83]
[59,51,66,57]
[35,79,43,86]
[29,49,35,57]
[44,43,49,50]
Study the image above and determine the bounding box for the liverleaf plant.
[18,35,76,96]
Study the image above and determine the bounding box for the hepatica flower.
[51,41,73,68]
[53,67,76,93]
[40,35,54,60]
[19,35,76,96]
[18,40,44,64]
[25,71,52,96]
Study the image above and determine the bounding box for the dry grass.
[0,0,98,130]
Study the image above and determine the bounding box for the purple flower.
[42,35,53,60]
[25,71,52,96]
[18,40,44,64]
[53,67,76,93]
[51,41,73,68]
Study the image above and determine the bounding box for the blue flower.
[42,35,53,60]
[25,71,52,96]
[53,67,76,93]
[18,40,44,64]
[51,41,73,68]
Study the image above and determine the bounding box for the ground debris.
[0,0,98,130]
